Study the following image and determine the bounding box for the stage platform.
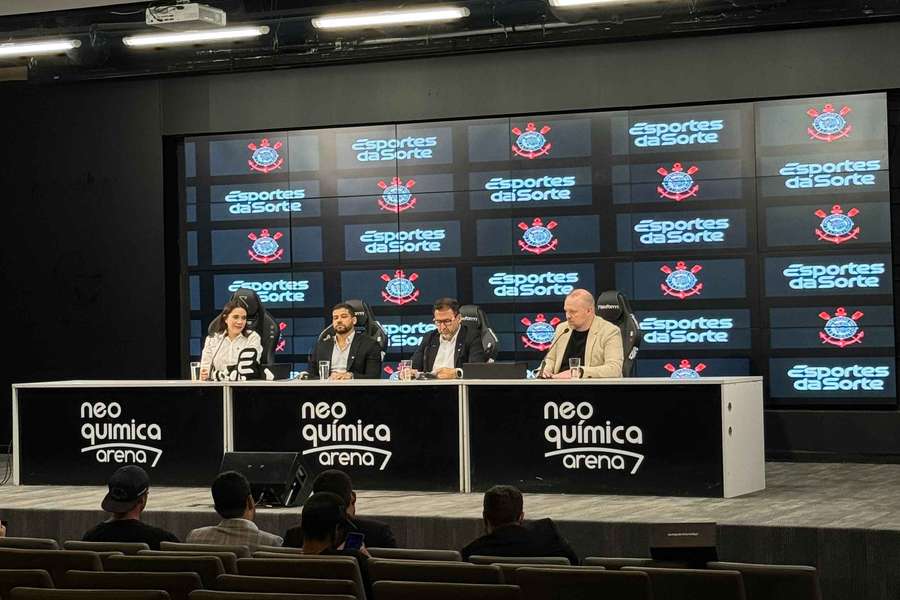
[0,462,897,600]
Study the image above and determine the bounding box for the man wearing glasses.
[408,298,486,379]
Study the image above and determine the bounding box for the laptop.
[462,362,528,380]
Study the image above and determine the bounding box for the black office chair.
[459,304,500,361]
[207,288,281,365]
[315,299,388,353]
[596,290,642,377]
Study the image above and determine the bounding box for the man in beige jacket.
[540,289,624,379]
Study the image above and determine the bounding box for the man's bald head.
[566,289,595,310]
[563,289,595,332]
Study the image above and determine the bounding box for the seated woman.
[200,300,263,381]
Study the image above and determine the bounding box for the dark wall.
[4,21,900,455]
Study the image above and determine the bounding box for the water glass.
[318,360,331,380]
[189,362,201,381]
[569,357,583,379]
[399,359,413,381]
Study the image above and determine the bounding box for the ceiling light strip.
[312,6,470,30]
[123,26,269,48]
[0,39,81,57]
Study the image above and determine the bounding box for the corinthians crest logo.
[807,103,852,142]
[511,122,552,159]
[815,204,860,244]
[520,314,561,351]
[657,163,700,202]
[377,177,417,213]
[275,321,288,352]
[247,229,284,263]
[664,359,706,379]
[819,307,864,348]
[518,218,558,254]
[660,261,703,299]
[380,270,420,305]
[247,138,284,173]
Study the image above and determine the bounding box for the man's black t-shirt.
[560,329,588,370]
[83,519,179,550]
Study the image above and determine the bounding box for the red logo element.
[818,307,865,348]
[380,270,420,305]
[657,163,700,202]
[660,261,703,299]
[247,138,284,173]
[520,314,561,351]
[511,122,552,159]
[377,177,417,213]
[664,359,706,379]
[275,321,288,352]
[807,104,852,142]
[247,229,284,264]
[814,205,860,244]
[517,218,558,255]
[383,364,403,380]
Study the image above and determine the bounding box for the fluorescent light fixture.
[123,25,269,47]
[0,39,81,58]
[549,0,627,6]
[312,6,470,30]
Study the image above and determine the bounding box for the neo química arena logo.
[518,218,558,254]
[511,122,552,159]
[247,139,284,173]
[660,261,703,299]
[247,229,284,264]
[657,163,700,202]
[807,103,852,142]
[819,307,864,348]
[815,204,860,244]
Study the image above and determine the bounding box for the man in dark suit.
[408,298,486,380]
[461,485,579,565]
[283,469,397,549]
[309,303,382,379]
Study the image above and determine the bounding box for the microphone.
[537,327,569,378]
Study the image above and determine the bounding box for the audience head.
[212,470,254,520]
[483,485,524,532]
[213,300,250,337]
[564,289,595,332]
[102,465,150,518]
[312,469,356,516]
[432,297,462,340]
[301,491,347,546]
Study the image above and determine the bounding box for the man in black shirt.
[461,485,579,565]
[82,465,179,550]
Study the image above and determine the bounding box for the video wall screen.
[178,92,895,407]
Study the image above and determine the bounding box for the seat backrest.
[372,581,520,600]
[64,541,149,555]
[596,290,641,377]
[459,305,499,361]
[161,543,250,559]
[190,592,356,600]
[621,566,746,600]
[516,567,652,600]
[315,299,388,353]
[369,559,501,584]
[708,562,822,600]
[0,539,59,551]
[64,570,202,600]
[0,549,102,585]
[105,555,225,589]
[208,288,281,364]
[10,589,169,600]
[469,555,570,566]
[0,569,54,599]
[139,550,238,575]
[215,574,356,596]
[236,557,363,600]
[251,551,306,559]
[368,548,461,562]
[584,557,690,569]
[496,564,604,585]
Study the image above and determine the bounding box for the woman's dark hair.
[211,300,251,336]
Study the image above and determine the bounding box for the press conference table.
[12,377,764,498]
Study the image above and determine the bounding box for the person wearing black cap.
[82,465,179,550]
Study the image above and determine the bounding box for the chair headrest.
[596,290,625,323]
[343,299,370,327]
[459,305,483,328]
[231,288,261,318]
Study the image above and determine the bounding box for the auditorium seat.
[516,566,652,600]
[252,551,305,559]
[368,559,502,584]
[10,589,169,600]
[707,561,822,600]
[621,566,746,600]
[161,544,251,559]
[0,550,102,585]
[494,563,604,585]
[140,550,238,575]
[469,555,571,566]
[368,548,461,562]
[63,570,202,600]
[64,541,149,555]
[0,539,58,551]
[584,557,691,569]
[0,569,54,599]
[236,557,363,600]
[215,574,356,596]
[190,592,355,600]
[372,581,520,600]
[105,555,225,589]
